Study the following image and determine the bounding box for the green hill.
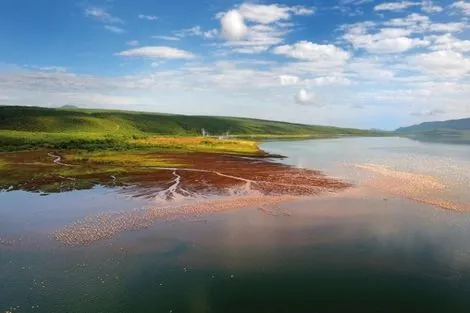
[397,118,470,144]
[0,105,382,151]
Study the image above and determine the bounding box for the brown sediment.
[355,163,470,212]
[117,153,350,199]
[52,153,352,246]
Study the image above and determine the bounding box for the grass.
[0,105,387,193]
[63,150,184,167]
[131,137,261,155]
[0,149,186,193]
[0,105,384,152]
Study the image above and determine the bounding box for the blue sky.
[1,0,469,129]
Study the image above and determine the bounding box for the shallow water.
[2,137,470,313]
[263,137,470,202]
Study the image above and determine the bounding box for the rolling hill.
[0,105,378,136]
[397,118,470,144]
[0,105,385,152]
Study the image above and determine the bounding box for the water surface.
[2,137,470,313]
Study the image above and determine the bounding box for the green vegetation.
[0,105,386,193]
[0,105,383,151]
[0,150,185,193]
[397,118,470,144]
[131,137,261,154]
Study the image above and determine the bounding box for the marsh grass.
[131,137,261,155]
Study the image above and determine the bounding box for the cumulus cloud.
[421,1,443,13]
[116,46,195,59]
[343,23,430,53]
[410,50,470,77]
[374,1,419,11]
[383,13,465,33]
[273,41,351,64]
[280,75,300,85]
[307,76,352,86]
[295,89,319,105]
[221,10,248,41]
[218,3,314,53]
[238,3,314,24]
[348,60,396,80]
[428,33,470,52]
[374,1,441,12]
[225,24,288,53]
[451,1,470,15]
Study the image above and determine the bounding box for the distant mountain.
[60,105,79,109]
[397,118,470,145]
[397,118,470,133]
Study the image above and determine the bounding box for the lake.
[2,137,470,313]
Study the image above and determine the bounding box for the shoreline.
[48,152,351,246]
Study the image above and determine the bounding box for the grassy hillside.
[397,118,470,144]
[1,105,377,136]
[0,106,382,151]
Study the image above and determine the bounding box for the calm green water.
[2,137,470,313]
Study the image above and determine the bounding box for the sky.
[0,0,469,130]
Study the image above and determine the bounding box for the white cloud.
[238,3,314,24]
[421,1,443,13]
[306,75,352,86]
[451,1,470,15]
[384,13,429,30]
[126,40,140,46]
[343,24,430,53]
[85,7,123,24]
[138,14,158,21]
[291,5,315,16]
[384,13,465,33]
[273,41,351,64]
[116,46,195,59]
[175,26,219,39]
[348,59,396,80]
[239,3,291,24]
[295,89,318,105]
[151,36,180,41]
[225,24,288,53]
[410,50,470,77]
[374,1,419,11]
[340,0,374,4]
[428,22,466,32]
[218,3,314,53]
[428,33,470,52]
[411,108,445,116]
[203,29,219,39]
[25,65,67,73]
[221,10,248,41]
[104,25,125,34]
[280,75,299,85]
